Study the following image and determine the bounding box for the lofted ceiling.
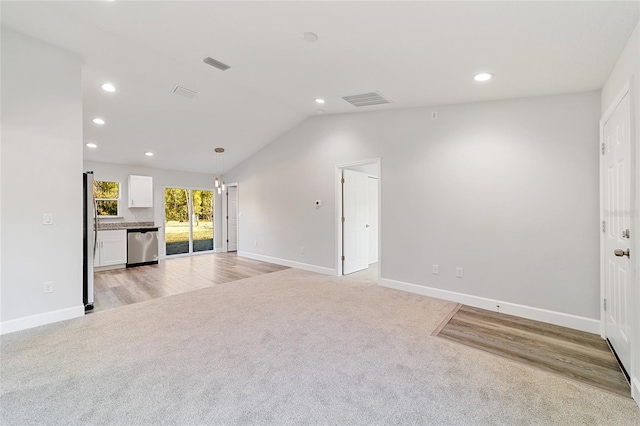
[2,1,638,174]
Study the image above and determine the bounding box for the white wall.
[83,161,218,256]
[1,29,84,332]
[225,91,601,323]
[601,21,640,405]
[346,162,379,177]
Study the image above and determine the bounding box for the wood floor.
[93,252,288,312]
[435,305,631,398]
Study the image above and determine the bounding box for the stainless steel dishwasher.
[127,228,159,267]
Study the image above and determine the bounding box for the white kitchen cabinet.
[95,230,127,269]
[128,175,153,208]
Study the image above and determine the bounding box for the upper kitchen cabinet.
[128,175,153,208]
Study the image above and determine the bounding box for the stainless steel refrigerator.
[83,171,96,312]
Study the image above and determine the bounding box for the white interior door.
[603,91,631,374]
[368,176,379,264]
[227,186,238,252]
[343,169,369,274]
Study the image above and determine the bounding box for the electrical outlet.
[300,246,305,254]
[432,111,438,120]
[456,267,464,278]
[432,265,439,275]
[44,281,53,293]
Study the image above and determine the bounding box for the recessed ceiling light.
[101,83,116,92]
[86,143,98,148]
[92,118,105,125]
[315,98,325,104]
[303,32,318,42]
[145,152,154,157]
[474,73,494,82]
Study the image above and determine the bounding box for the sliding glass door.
[164,188,214,256]
[192,190,213,252]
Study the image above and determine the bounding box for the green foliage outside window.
[164,188,213,222]
[94,181,119,199]
[94,181,120,216]
[96,200,118,216]
[164,188,189,222]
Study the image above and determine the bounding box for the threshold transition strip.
[434,305,631,398]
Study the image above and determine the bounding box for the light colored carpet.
[1,267,639,425]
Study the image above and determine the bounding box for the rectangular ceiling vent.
[341,91,391,107]
[172,85,198,99]
[202,56,231,71]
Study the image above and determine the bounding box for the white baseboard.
[0,305,85,335]
[237,251,334,275]
[95,263,126,272]
[633,377,640,405]
[215,246,226,253]
[379,278,600,334]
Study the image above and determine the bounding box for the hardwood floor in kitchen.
[93,252,289,312]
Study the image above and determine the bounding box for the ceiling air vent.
[341,91,391,107]
[202,57,231,71]
[172,85,198,99]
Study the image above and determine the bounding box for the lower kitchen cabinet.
[95,230,127,270]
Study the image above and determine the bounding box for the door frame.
[335,158,381,278]
[599,80,638,399]
[222,182,239,253]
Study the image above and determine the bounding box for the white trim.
[238,251,334,275]
[161,249,214,260]
[0,305,85,335]
[599,107,608,338]
[335,158,382,277]
[335,167,343,276]
[602,82,631,123]
[222,182,239,253]
[215,246,226,253]
[94,263,126,272]
[379,278,600,334]
[633,377,640,404]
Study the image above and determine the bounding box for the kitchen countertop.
[97,221,161,231]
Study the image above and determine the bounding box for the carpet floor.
[1,267,639,425]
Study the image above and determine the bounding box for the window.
[94,181,120,217]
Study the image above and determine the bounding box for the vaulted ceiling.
[2,1,638,173]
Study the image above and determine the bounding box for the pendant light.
[214,147,225,194]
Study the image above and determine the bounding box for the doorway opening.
[223,183,239,253]
[336,159,380,281]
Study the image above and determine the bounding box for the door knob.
[614,248,630,258]
[365,224,370,228]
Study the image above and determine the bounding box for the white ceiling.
[2,1,638,174]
